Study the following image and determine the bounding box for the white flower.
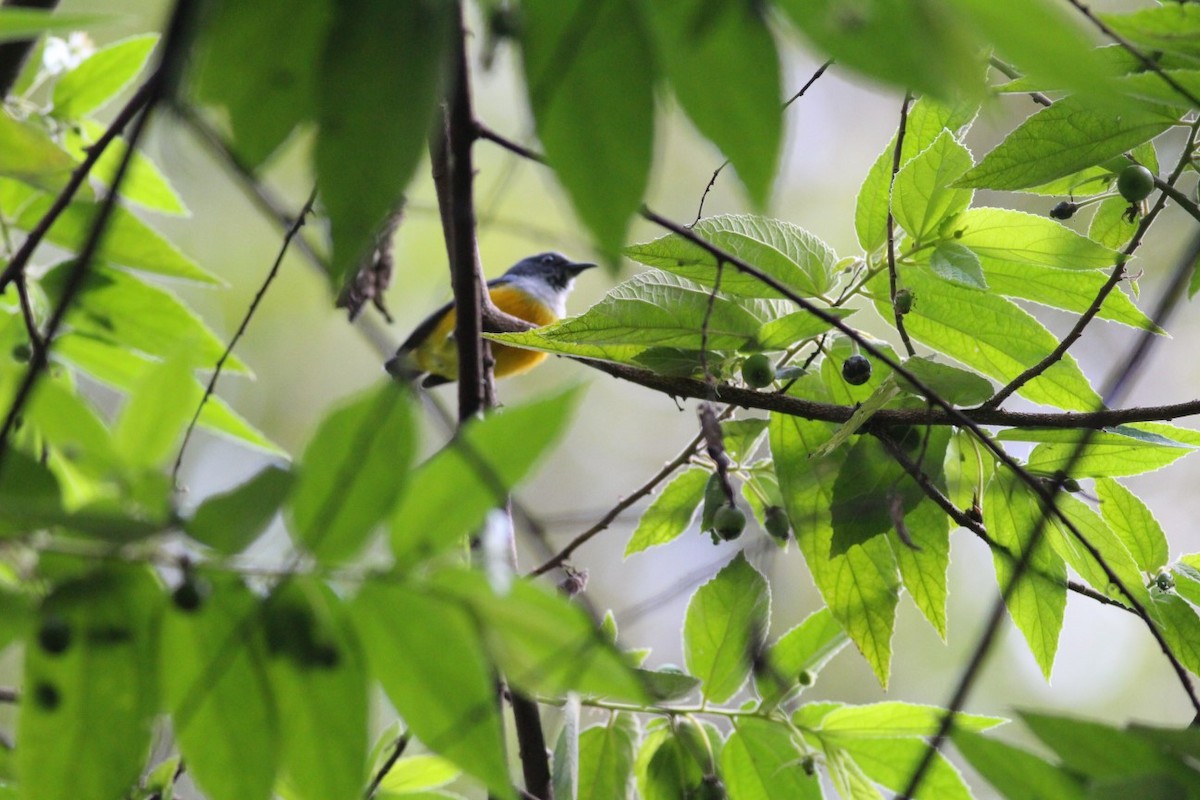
[42,32,96,75]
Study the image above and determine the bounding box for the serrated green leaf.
[856,96,979,251]
[770,392,900,688]
[952,729,1086,800]
[683,552,769,703]
[490,272,763,353]
[522,0,654,256]
[186,466,294,555]
[289,383,414,565]
[267,582,368,800]
[954,207,1120,270]
[316,0,450,286]
[351,580,512,799]
[390,389,577,568]
[55,333,283,456]
[1150,593,1200,678]
[17,198,217,283]
[578,714,638,800]
[1101,5,1200,64]
[1046,493,1149,610]
[196,0,332,167]
[755,307,852,351]
[869,266,1102,410]
[893,129,974,243]
[65,121,187,215]
[955,97,1176,190]
[638,668,700,702]
[1007,427,1196,478]
[722,717,820,800]
[837,737,972,800]
[929,241,986,289]
[984,472,1066,679]
[430,569,649,702]
[112,352,194,469]
[642,2,780,206]
[755,607,849,709]
[980,260,1159,332]
[1089,195,1139,251]
[625,215,834,299]
[1021,711,1195,785]
[161,574,278,800]
[897,356,994,406]
[635,725,705,800]
[721,418,769,464]
[20,568,161,800]
[52,34,156,120]
[40,262,246,372]
[1095,477,1169,573]
[893,499,950,639]
[0,111,81,195]
[625,467,708,556]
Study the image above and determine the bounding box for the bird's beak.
[568,261,598,275]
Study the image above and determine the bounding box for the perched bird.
[386,252,596,387]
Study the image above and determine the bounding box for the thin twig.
[698,259,724,391]
[887,93,915,357]
[983,118,1200,409]
[14,274,42,357]
[0,81,153,295]
[172,187,317,484]
[1154,176,1200,226]
[364,731,409,799]
[987,56,1053,107]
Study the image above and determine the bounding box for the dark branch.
[887,93,915,357]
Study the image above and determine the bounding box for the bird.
[386,252,597,387]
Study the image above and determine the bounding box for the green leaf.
[999,426,1196,478]
[52,34,157,120]
[722,718,820,800]
[928,241,986,289]
[55,333,283,457]
[41,262,246,372]
[893,129,974,243]
[955,97,1176,190]
[980,260,1159,332]
[289,383,415,565]
[351,581,511,799]
[816,702,1004,740]
[893,499,951,639]
[196,0,332,167]
[186,466,294,555]
[721,418,770,464]
[836,737,972,800]
[577,714,638,800]
[521,0,654,257]
[1088,195,1139,251]
[952,729,1086,800]
[489,272,762,352]
[267,582,368,800]
[112,351,195,469]
[0,111,81,194]
[870,266,1102,411]
[390,388,578,568]
[856,96,979,252]
[1047,493,1149,610]
[430,569,648,702]
[954,207,1120,270]
[897,356,994,406]
[755,607,849,709]
[0,10,111,40]
[1150,593,1200,679]
[1021,711,1194,786]
[683,551,769,703]
[776,0,985,100]
[65,121,188,215]
[638,668,701,702]
[635,722,710,800]
[625,215,835,298]
[1101,5,1200,65]
[378,755,461,794]
[552,696,580,800]
[316,0,450,286]
[770,393,900,688]
[1095,477,1169,573]
[625,467,708,556]
[641,2,780,206]
[17,198,218,283]
[161,574,278,800]
[755,307,853,351]
[983,472,1066,679]
[19,568,161,800]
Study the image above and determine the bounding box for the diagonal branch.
[886,92,915,357]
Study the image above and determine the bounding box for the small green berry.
[1155,571,1176,592]
[798,669,816,687]
[764,505,790,542]
[841,354,872,386]
[712,505,746,541]
[894,289,914,315]
[741,353,775,388]
[1117,164,1155,203]
[37,615,71,655]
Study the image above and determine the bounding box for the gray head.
[502,252,597,292]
